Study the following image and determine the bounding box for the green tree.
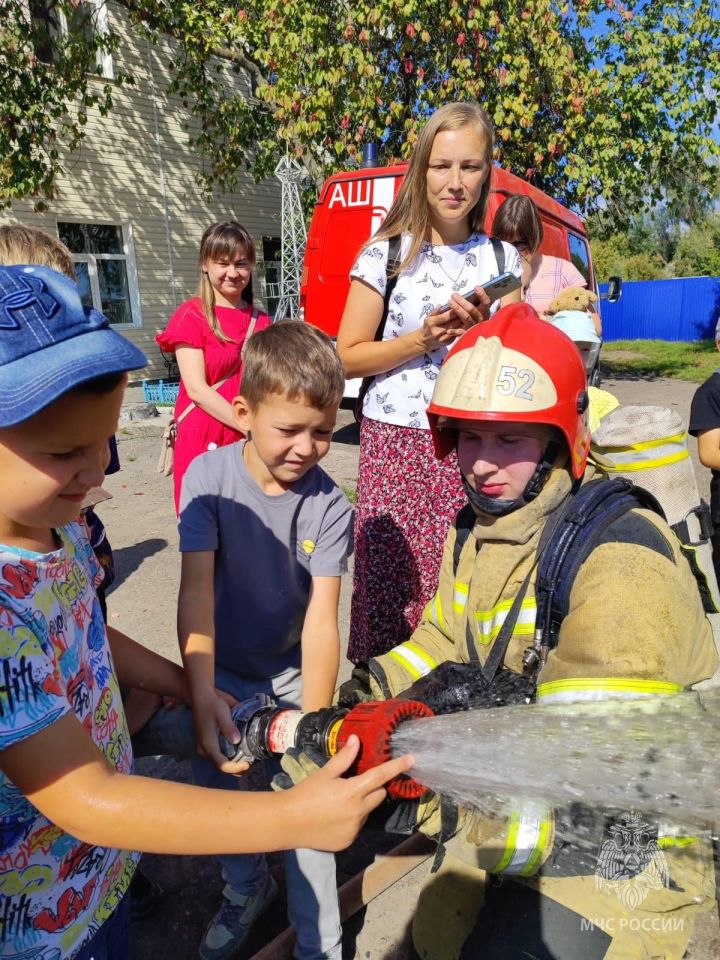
[590,232,667,281]
[671,215,720,278]
[2,0,718,220]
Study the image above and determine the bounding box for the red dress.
[155,298,271,512]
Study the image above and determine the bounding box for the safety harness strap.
[535,478,666,650]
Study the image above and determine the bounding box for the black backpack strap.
[452,503,478,575]
[535,478,666,652]
[453,492,575,680]
[354,235,402,421]
[489,236,506,275]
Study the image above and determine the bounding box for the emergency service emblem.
[595,810,669,909]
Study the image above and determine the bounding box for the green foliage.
[590,232,667,281]
[671,215,720,279]
[0,0,133,209]
[1,0,719,222]
[591,211,720,280]
[601,340,718,383]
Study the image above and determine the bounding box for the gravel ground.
[97,375,719,960]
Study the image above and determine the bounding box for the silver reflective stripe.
[597,432,689,473]
[453,582,469,614]
[537,677,683,703]
[475,598,536,646]
[387,642,436,680]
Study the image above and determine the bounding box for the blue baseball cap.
[0,264,147,427]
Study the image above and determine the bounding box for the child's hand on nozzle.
[279,735,415,852]
[192,688,250,776]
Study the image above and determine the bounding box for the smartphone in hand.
[438,272,521,313]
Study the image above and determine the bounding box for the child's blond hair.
[0,224,76,278]
[240,320,345,411]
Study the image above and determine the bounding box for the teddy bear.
[547,285,598,315]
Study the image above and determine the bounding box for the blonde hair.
[372,102,494,272]
[240,320,345,411]
[491,195,544,255]
[198,221,256,343]
[0,224,76,278]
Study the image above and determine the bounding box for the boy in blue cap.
[0,264,412,960]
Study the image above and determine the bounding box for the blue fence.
[598,276,720,342]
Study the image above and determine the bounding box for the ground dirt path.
[103,377,718,960]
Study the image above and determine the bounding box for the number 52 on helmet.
[427,302,591,479]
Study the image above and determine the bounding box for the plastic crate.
[142,379,180,404]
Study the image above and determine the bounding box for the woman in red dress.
[156,221,271,512]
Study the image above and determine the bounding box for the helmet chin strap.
[461,440,563,518]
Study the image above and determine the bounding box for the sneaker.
[199,875,279,960]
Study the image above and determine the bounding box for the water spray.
[218,694,434,799]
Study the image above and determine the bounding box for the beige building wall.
[0,3,281,380]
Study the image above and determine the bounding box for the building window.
[568,233,592,286]
[29,0,113,78]
[58,222,142,327]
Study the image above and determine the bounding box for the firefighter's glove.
[398,661,535,715]
[336,663,376,708]
[271,745,327,792]
[381,791,442,837]
[374,791,462,844]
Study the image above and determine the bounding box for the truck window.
[568,234,591,285]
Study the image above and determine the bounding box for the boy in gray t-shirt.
[177,321,352,960]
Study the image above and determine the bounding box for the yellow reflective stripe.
[519,815,553,877]
[596,432,689,473]
[601,449,688,472]
[425,593,448,634]
[492,814,521,874]
[610,431,687,453]
[475,598,536,646]
[658,836,698,849]
[425,594,442,631]
[492,810,553,876]
[452,582,469,614]
[386,642,437,681]
[537,677,683,703]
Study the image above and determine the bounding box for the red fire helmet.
[427,303,591,478]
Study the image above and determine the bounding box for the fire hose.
[218,694,434,799]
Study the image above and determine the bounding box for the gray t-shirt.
[179,441,353,680]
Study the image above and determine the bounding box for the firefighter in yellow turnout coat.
[342,304,718,959]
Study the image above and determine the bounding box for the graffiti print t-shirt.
[0,523,138,959]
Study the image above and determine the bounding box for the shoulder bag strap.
[354,235,402,420]
[489,236,506,275]
[241,307,260,359]
[176,308,259,426]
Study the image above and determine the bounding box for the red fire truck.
[299,161,605,338]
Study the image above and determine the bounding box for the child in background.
[689,318,720,585]
[547,310,619,434]
[178,321,352,960]
[0,264,412,960]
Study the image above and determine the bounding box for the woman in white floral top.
[338,102,521,664]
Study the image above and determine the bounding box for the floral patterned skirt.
[347,416,466,664]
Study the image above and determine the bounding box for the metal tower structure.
[273,156,308,321]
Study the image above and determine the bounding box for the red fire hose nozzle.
[333,699,434,799]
